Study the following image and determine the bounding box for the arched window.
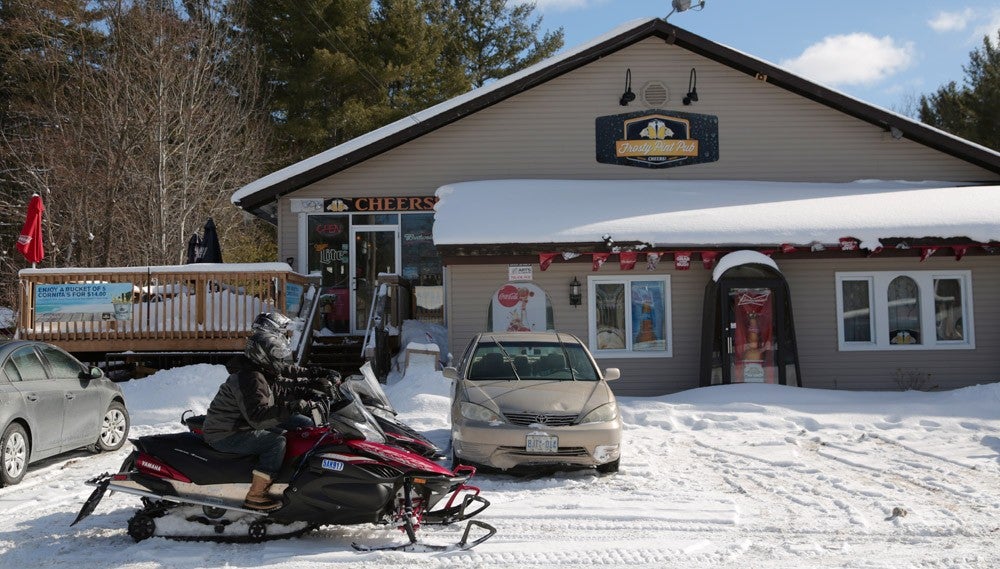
[887,276,920,344]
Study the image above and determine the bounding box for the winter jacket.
[201,355,313,443]
[202,356,288,442]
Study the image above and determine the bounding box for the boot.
[244,470,282,512]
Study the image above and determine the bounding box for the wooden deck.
[16,263,315,353]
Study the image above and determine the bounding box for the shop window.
[401,213,443,324]
[587,276,671,357]
[835,271,974,351]
[307,214,351,333]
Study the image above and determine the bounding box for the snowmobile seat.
[134,432,259,485]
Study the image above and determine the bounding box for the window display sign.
[490,283,549,332]
[595,109,719,169]
[34,283,134,322]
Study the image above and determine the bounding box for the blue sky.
[523,0,1000,114]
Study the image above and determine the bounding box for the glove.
[287,399,311,415]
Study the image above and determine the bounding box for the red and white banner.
[673,252,692,270]
[619,251,637,271]
[592,252,610,271]
[700,251,718,269]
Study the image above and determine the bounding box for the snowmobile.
[72,382,494,550]
[343,362,447,461]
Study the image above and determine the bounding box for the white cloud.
[779,33,915,87]
[970,9,1000,42]
[928,9,974,33]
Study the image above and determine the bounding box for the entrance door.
[720,284,781,384]
[350,226,399,334]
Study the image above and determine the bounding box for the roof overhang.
[432,179,1000,253]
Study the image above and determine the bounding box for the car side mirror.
[442,366,459,380]
[603,368,621,381]
[88,366,104,380]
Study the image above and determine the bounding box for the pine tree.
[919,31,1000,151]
[443,0,564,88]
[242,0,563,162]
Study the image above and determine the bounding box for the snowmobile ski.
[421,493,491,525]
[351,520,497,552]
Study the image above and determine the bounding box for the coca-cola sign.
[497,285,520,308]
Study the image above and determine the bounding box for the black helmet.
[245,329,292,374]
[251,312,292,335]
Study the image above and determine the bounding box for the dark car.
[1,340,129,486]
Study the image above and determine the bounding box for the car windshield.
[467,341,599,381]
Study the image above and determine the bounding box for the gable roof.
[232,17,1000,214]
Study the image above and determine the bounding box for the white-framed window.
[587,275,672,358]
[835,271,974,351]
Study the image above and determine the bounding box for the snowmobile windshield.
[327,383,387,444]
[349,362,397,415]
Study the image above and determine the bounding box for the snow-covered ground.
[1,355,998,568]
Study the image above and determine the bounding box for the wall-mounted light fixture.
[569,277,582,306]
[683,68,698,105]
[619,68,636,106]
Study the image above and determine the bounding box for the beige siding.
[446,261,716,396]
[782,256,1000,392]
[271,36,999,395]
[278,37,995,260]
[445,255,1000,396]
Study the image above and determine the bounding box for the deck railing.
[16,263,314,353]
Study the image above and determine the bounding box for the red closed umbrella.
[16,194,45,266]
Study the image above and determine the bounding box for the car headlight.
[579,402,618,424]
[459,401,503,423]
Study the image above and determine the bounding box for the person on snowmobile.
[202,312,335,512]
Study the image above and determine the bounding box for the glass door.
[350,226,399,334]
[722,286,778,383]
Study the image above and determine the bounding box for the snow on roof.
[432,179,1000,250]
[712,250,780,282]
[18,262,295,276]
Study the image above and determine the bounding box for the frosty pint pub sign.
[595,109,719,168]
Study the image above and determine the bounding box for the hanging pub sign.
[322,196,438,213]
[595,109,719,169]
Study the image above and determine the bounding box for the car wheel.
[596,458,619,474]
[96,401,130,452]
[1,423,30,487]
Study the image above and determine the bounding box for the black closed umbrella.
[199,218,223,263]
[186,233,203,264]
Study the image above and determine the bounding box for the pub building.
[232,18,1000,395]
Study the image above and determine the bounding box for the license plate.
[525,435,558,453]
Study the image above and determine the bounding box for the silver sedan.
[1,340,129,486]
[444,332,622,474]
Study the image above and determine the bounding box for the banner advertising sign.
[595,109,719,169]
[34,283,134,322]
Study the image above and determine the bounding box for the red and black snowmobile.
[72,382,493,551]
[344,362,447,462]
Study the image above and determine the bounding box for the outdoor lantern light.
[619,68,636,106]
[683,68,698,105]
[569,277,582,306]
